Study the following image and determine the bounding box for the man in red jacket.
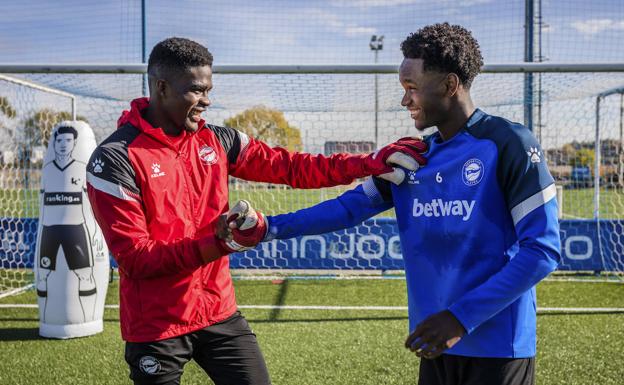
[86,37,426,385]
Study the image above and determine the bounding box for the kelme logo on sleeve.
[91,158,104,173]
[527,147,541,163]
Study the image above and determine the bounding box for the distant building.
[0,149,16,165]
[324,141,375,156]
[30,146,45,165]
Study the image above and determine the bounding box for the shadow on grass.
[0,317,120,322]
[0,327,40,341]
[269,279,290,321]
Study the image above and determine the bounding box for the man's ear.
[156,79,168,98]
[445,73,460,97]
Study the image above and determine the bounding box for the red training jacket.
[86,97,372,342]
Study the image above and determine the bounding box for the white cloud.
[330,0,491,7]
[300,9,377,37]
[331,0,420,6]
[456,0,492,6]
[344,26,377,36]
[542,23,555,34]
[571,19,624,35]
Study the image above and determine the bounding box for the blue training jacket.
[266,109,561,358]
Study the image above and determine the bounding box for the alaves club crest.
[462,158,484,186]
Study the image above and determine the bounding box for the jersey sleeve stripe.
[510,183,557,225]
[87,172,139,203]
[362,177,385,205]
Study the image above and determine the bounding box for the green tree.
[224,106,302,152]
[23,109,88,148]
[560,143,577,165]
[572,148,595,168]
[0,96,16,119]
[0,97,17,155]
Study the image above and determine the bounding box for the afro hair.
[401,23,483,88]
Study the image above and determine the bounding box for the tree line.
[0,97,304,166]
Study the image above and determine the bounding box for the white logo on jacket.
[150,163,165,178]
[527,147,541,163]
[412,198,476,221]
[462,158,483,186]
[407,170,420,184]
[198,145,218,165]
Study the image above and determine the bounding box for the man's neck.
[144,104,182,136]
[436,97,476,141]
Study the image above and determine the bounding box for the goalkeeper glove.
[364,137,427,185]
[221,200,267,252]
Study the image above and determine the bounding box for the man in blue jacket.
[226,23,561,385]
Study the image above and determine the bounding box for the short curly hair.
[400,23,483,88]
[148,37,213,78]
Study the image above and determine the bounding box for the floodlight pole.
[524,0,535,132]
[141,0,148,96]
[620,93,624,188]
[595,96,601,219]
[370,35,384,149]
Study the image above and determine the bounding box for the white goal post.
[1,62,623,296]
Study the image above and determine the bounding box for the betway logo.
[412,198,476,221]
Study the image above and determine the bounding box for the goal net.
[1,65,624,296]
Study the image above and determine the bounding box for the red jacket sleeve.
[86,146,228,280]
[229,137,368,188]
[87,184,228,280]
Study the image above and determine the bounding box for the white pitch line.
[232,276,406,281]
[239,305,408,311]
[231,276,623,283]
[0,284,34,300]
[1,304,624,313]
[544,278,623,283]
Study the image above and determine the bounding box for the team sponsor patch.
[198,145,218,165]
[139,356,161,375]
[462,158,484,186]
[412,198,476,221]
[43,192,82,205]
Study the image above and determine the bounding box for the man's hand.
[220,200,267,252]
[364,137,427,185]
[216,214,232,241]
[404,310,466,359]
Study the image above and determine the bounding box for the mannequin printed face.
[54,132,76,157]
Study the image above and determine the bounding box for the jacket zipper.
[177,149,198,234]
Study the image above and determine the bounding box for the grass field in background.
[3,187,624,219]
[0,278,623,385]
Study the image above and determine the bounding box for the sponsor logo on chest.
[412,198,476,221]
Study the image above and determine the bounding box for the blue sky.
[1,0,623,64]
[1,0,623,151]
